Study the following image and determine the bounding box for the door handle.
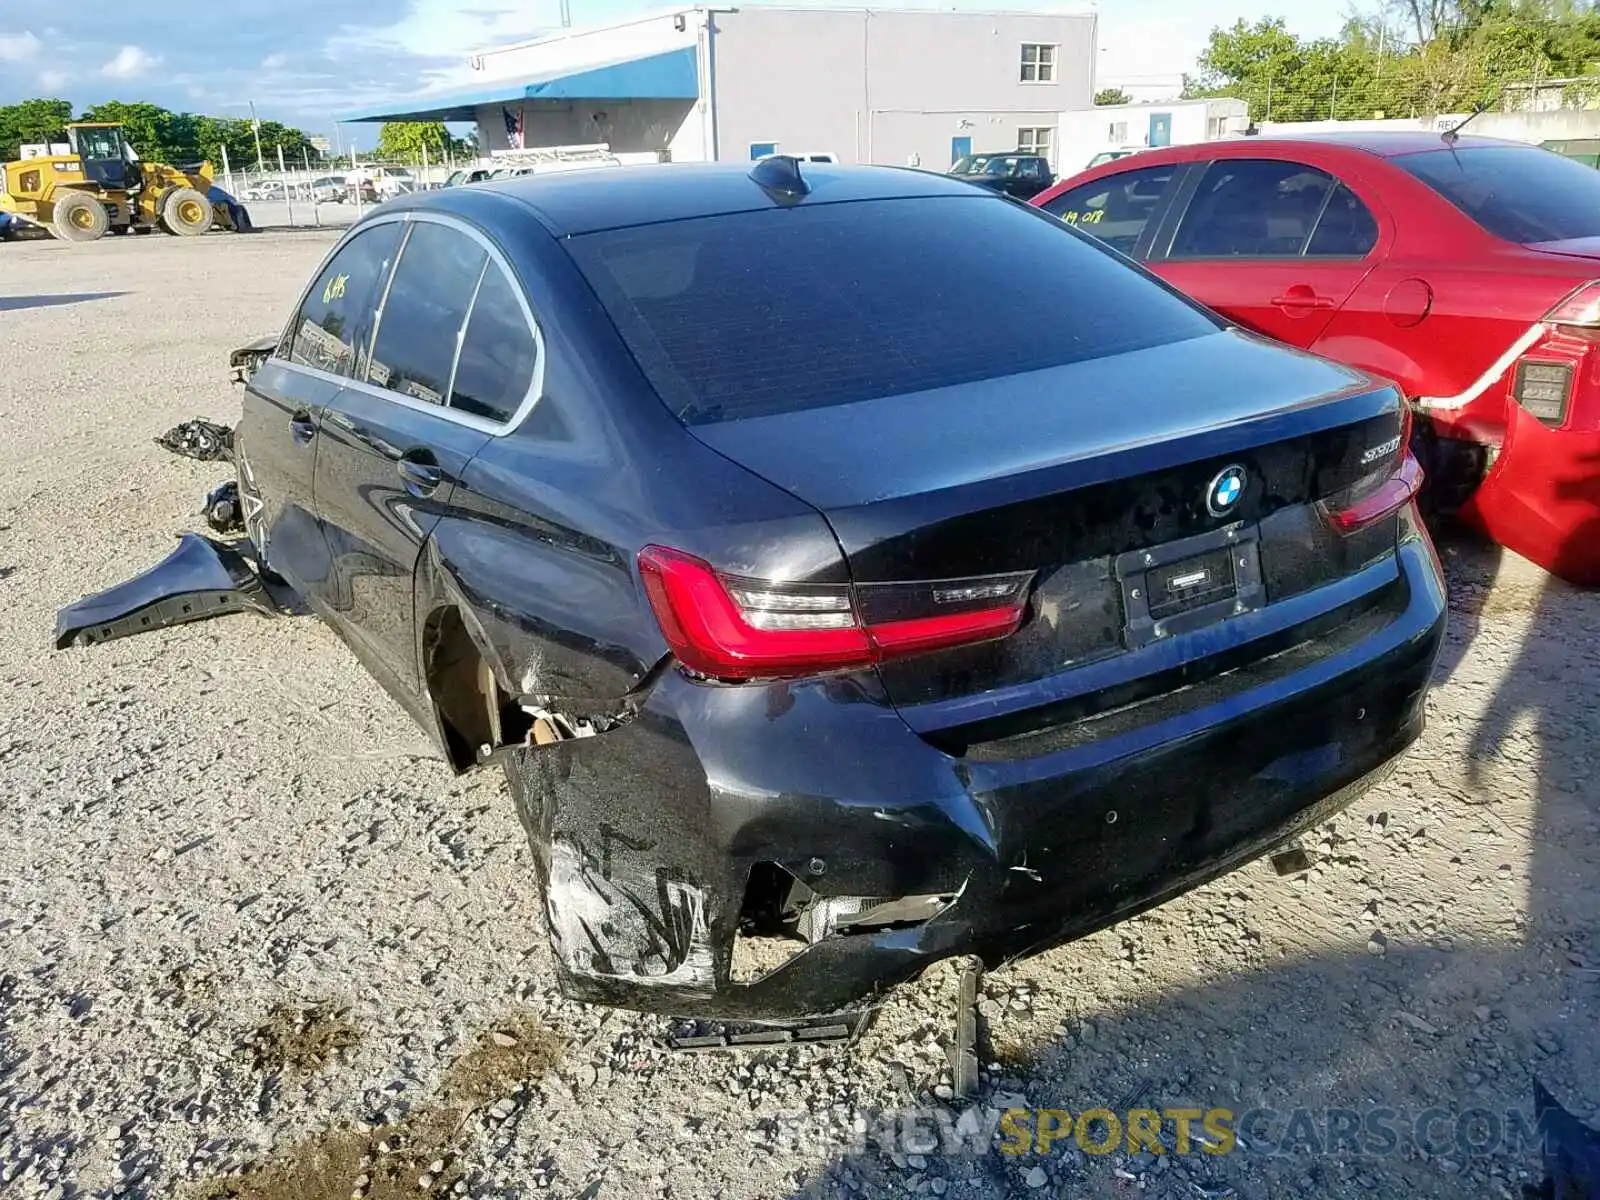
[1272,287,1335,313]
[289,411,317,445]
[397,455,443,497]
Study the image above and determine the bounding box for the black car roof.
[392,161,991,237]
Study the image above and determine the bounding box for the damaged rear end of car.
[457,178,1446,1020]
[56,168,1446,1023]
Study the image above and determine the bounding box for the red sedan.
[1032,131,1600,584]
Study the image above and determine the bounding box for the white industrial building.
[1055,97,1249,173]
[344,5,1098,170]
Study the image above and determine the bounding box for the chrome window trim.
[362,219,413,385]
[271,208,547,438]
[445,258,492,415]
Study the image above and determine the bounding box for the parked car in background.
[444,167,493,187]
[1085,145,1148,169]
[192,160,1445,1017]
[347,166,415,203]
[1033,132,1600,585]
[947,152,1055,201]
[242,179,289,202]
[759,151,838,164]
[309,176,346,204]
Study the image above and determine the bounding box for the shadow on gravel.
[193,1011,562,1200]
[783,534,1600,1200]
[0,292,128,312]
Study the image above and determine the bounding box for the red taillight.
[1320,405,1424,534]
[1322,452,1425,534]
[638,546,1033,680]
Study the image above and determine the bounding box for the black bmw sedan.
[225,157,1444,1018]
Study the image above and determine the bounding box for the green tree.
[376,121,465,163]
[1184,1,1600,123]
[194,116,260,170]
[1093,87,1132,105]
[0,98,72,161]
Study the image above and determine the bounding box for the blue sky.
[0,0,1346,140]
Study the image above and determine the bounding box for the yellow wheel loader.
[0,123,252,244]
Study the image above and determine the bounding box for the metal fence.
[213,146,470,230]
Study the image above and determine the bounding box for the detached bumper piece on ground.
[54,533,279,650]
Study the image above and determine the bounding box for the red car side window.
[1036,164,1178,258]
[1306,184,1379,257]
[1171,159,1341,259]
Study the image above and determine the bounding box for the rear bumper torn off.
[54,533,279,650]
[508,536,1446,1020]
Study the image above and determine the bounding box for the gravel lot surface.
[2,230,1598,1200]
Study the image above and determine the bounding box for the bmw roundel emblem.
[1205,464,1247,518]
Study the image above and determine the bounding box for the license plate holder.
[1114,523,1264,650]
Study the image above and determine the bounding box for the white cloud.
[101,44,160,78]
[325,0,551,87]
[1096,0,1348,95]
[38,68,68,89]
[0,30,43,61]
[261,52,287,70]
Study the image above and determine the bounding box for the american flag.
[502,105,524,150]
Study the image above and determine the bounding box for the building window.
[1018,127,1054,163]
[1108,121,1128,144]
[749,142,777,160]
[1021,43,1056,83]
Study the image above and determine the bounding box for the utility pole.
[1331,75,1338,120]
[249,99,266,172]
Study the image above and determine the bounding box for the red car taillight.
[638,546,1034,680]
[1320,406,1425,534]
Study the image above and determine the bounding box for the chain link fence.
[214,150,470,230]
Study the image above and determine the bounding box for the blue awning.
[340,47,699,123]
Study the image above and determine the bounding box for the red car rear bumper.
[1457,404,1600,585]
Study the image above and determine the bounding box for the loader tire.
[51,193,109,242]
[162,187,213,236]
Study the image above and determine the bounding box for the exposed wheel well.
[422,606,509,771]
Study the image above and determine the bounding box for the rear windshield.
[1395,144,1600,243]
[564,195,1218,424]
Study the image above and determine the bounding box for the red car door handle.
[1272,287,1334,312]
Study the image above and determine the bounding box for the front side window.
[289,222,403,376]
[367,222,486,406]
[951,155,1021,178]
[1021,43,1056,83]
[1038,164,1178,257]
[73,127,123,160]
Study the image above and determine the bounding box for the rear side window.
[450,264,538,423]
[1038,164,1178,256]
[1395,144,1600,243]
[367,222,486,405]
[1170,160,1336,258]
[289,223,402,375]
[565,195,1218,424]
[1306,183,1379,257]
